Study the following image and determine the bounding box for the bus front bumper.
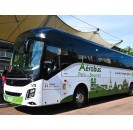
[4,93,23,105]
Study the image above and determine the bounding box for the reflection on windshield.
[13,40,44,71]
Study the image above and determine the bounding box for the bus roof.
[18,27,133,58]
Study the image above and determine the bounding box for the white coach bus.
[4,27,133,108]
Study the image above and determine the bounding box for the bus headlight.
[26,88,36,99]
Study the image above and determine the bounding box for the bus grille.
[5,91,22,97]
[6,79,31,86]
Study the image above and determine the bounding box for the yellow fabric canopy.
[0,15,117,48]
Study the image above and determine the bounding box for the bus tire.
[72,87,87,108]
[129,84,133,96]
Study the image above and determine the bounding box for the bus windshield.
[12,39,44,71]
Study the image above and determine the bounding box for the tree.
[120,46,133,56]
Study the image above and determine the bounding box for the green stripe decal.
[89,87,128,98]
[60,95,73,103]
[4,94,23,105]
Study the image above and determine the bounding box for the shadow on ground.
[15,93,128,115]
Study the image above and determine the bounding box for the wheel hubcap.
[76,92,84,104]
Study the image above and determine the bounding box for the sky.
[59,15,133,49]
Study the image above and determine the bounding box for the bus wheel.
[72,87,87,108]
[129,85,133,96]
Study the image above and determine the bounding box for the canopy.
[0,15,118,48]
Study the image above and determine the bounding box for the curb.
[0,102,10,108]
[0,102,16,108]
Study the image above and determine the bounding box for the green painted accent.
[90,76,129,98]
[89,87,128,98]
[60,95,73,103]
[4,94,23,105]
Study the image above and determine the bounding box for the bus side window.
[61,49,77,69]
[44,45,61,79]
[50,56,60,72]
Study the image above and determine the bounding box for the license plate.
[7,97,13,102]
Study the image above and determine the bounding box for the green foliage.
[120,46,133,56]
[14,55,20,66]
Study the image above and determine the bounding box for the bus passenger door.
[42,45,62,105]
[43,73,61,105]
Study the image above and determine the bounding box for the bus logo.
[79,62,101,72]
[45,83,48,88]
[11,80,14,85]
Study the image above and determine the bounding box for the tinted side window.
[44,45,61,79]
